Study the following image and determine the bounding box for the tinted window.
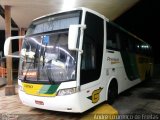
[80,12,104,85]
[107,22,120,50]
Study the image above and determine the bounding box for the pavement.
[0,85,118,120]
[0,77,6,87]
[113,78,160,115]
[0,78,160,120]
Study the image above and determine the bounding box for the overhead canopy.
[0,0,140,30]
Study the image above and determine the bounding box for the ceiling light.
[61,0,76,11]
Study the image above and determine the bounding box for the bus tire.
[107,80,118,105]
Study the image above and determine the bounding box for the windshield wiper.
[34,45,40,68]
[45,64,55,84]
[20,59,33,82]
[42,43,47,67]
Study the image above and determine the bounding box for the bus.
[4,7,153,113]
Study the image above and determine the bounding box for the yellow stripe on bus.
[22,83,57,97]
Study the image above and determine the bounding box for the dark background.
[114,0,160,63]
[0,30,18,52]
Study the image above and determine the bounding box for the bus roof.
[33,7,109,22]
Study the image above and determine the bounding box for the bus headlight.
[57,87,77,96]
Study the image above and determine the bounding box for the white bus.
[4,7,153,113]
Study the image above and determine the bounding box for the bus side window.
[106,22,120,51]
[81,37,96,70]
[107,40,112,49]
[119,33,128,51]
[119,33,136,53]
[135,40,140,54]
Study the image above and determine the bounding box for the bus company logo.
[87,87,103,103]
[107,57,120,64]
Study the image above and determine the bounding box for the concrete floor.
[0,84,117,120]
[0,78,160,120]
[113,78,160,115]
[0,78,6,87]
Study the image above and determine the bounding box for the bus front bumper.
[18,90,84,113]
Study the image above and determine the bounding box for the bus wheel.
[107,80,118,105]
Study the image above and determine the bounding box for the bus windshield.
[19,31,77,83]
[18,11,81,84]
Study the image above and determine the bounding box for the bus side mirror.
[68,25,86,53]
[4,36,25,58]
